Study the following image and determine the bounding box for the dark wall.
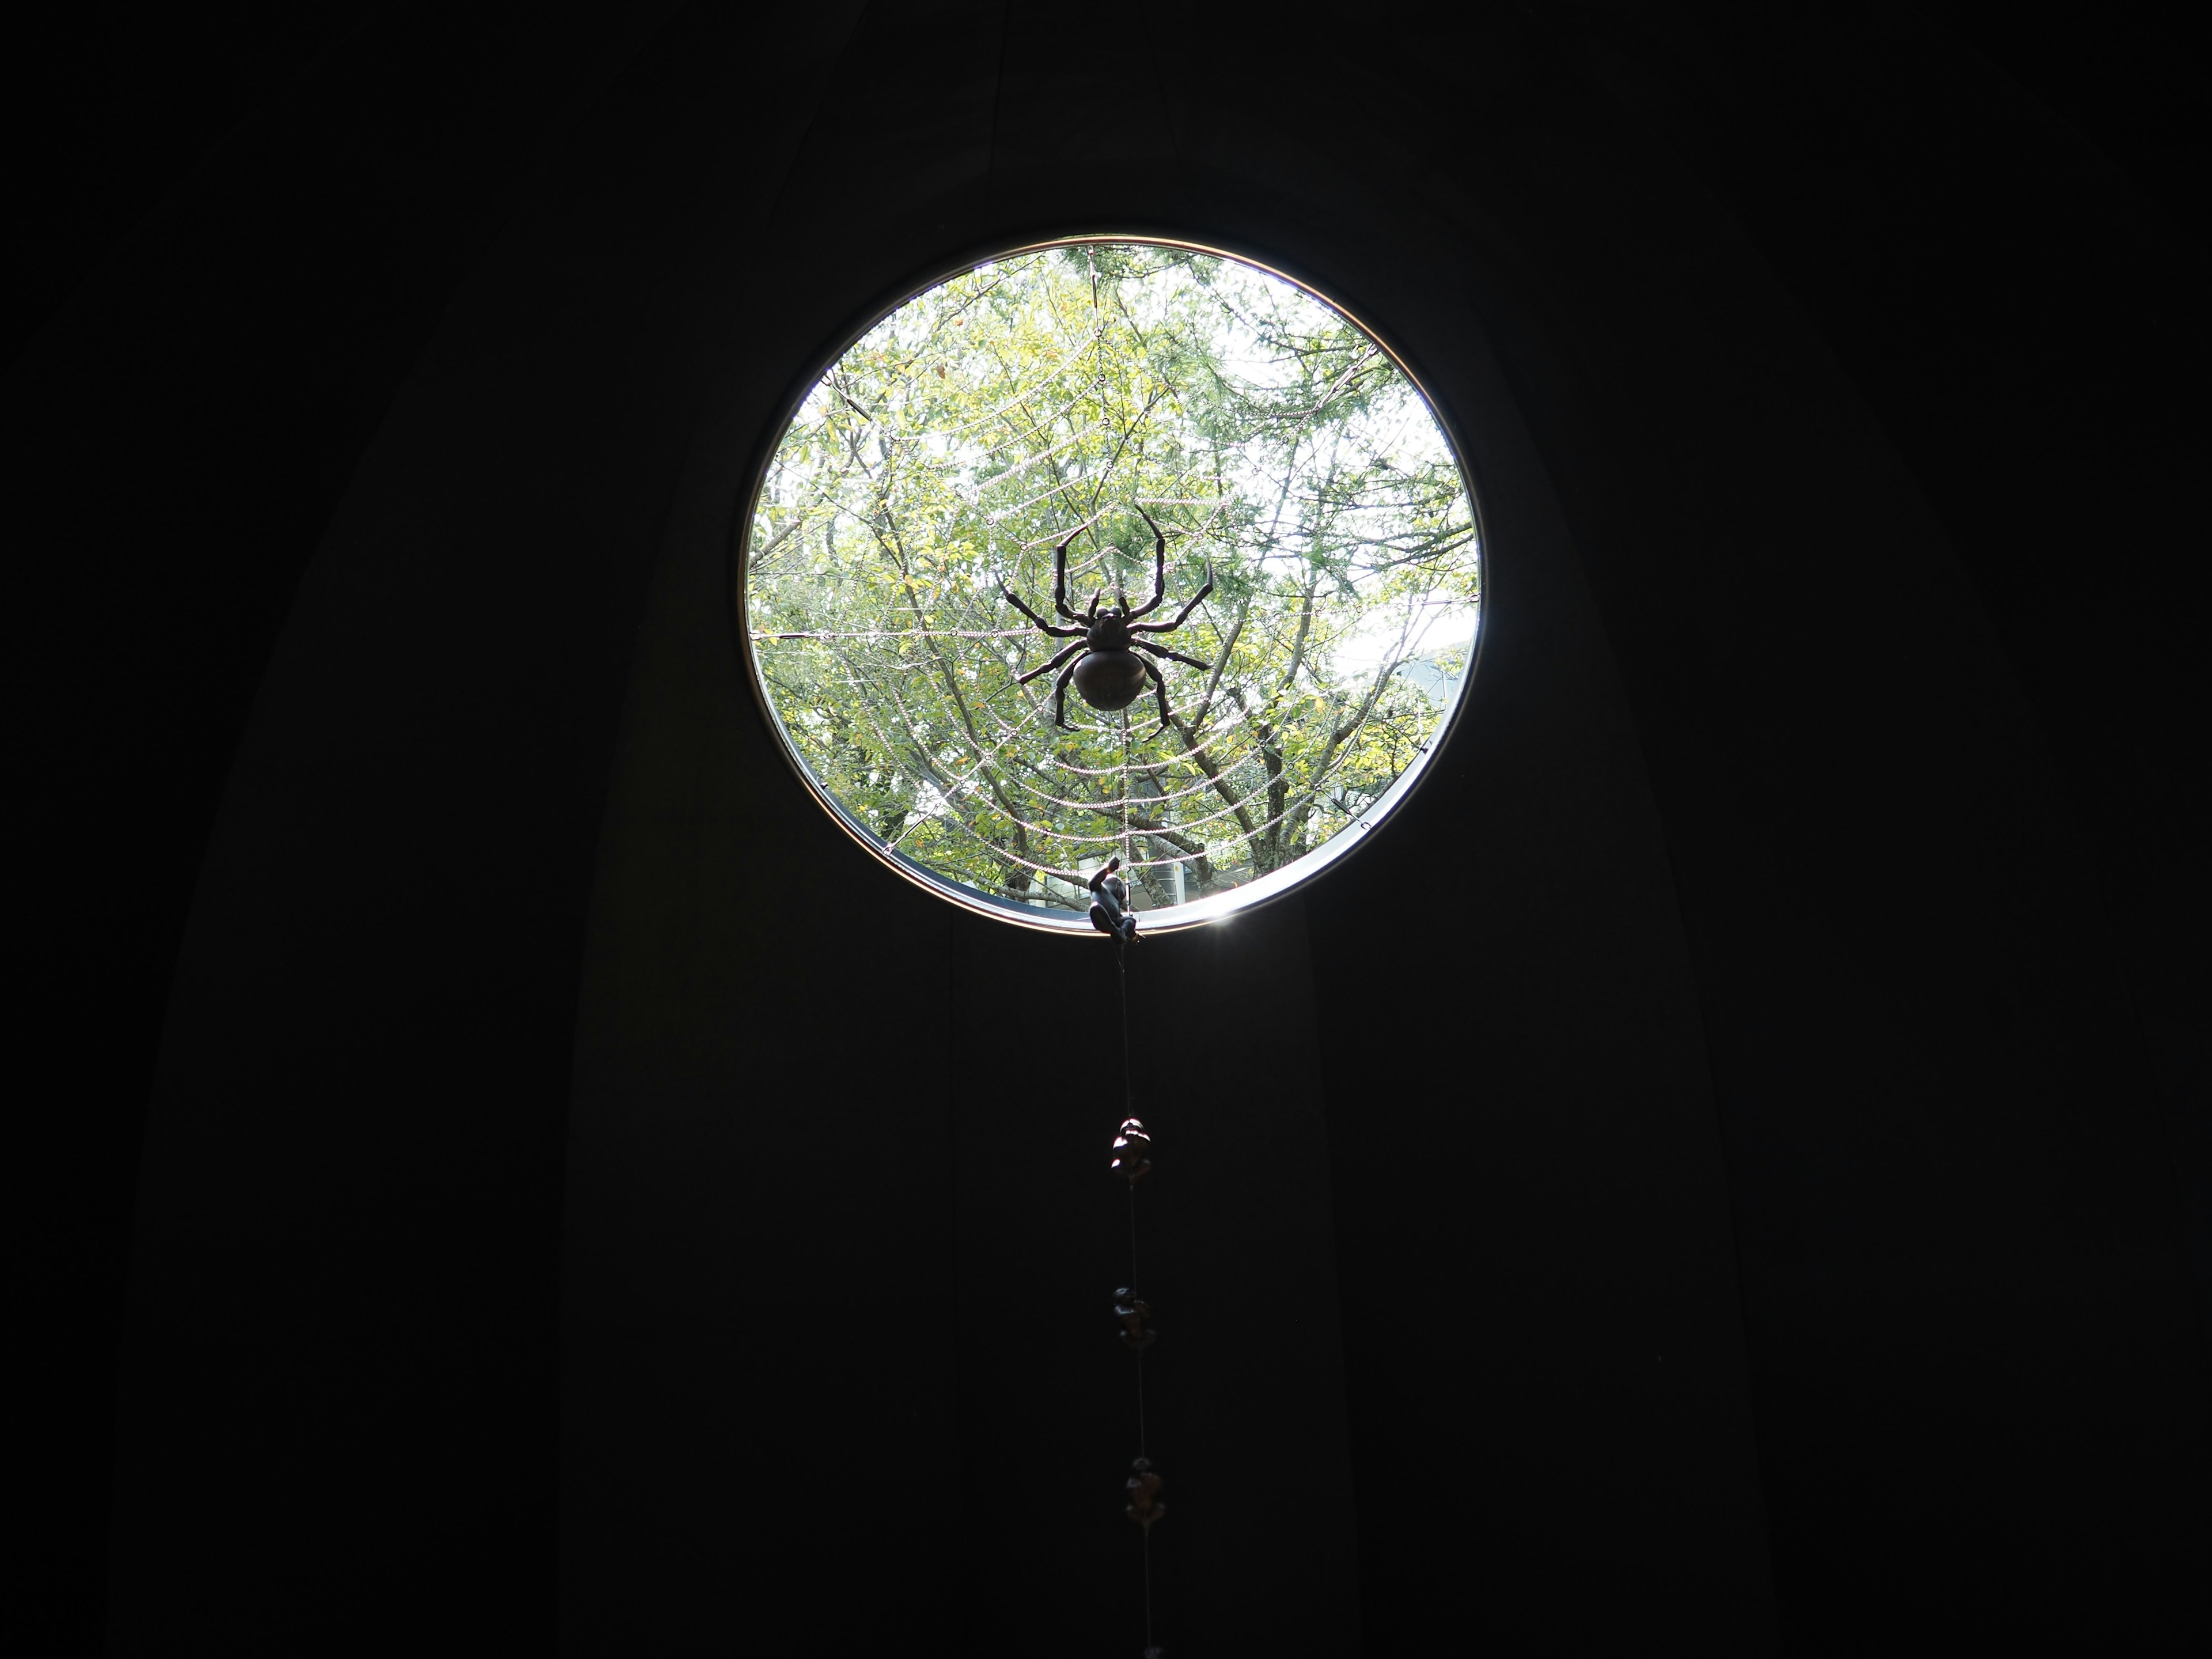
[13,3,2202,1655]
[554,10,1771,1646]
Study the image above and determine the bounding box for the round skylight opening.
[739,239,1482,933]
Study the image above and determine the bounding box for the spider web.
[745,244,1479,918]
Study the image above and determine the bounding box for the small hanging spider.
[1001,505,1214,734]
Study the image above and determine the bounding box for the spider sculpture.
[1001,506,1214,734]
[1089,855,1138,945]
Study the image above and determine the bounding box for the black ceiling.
[12,4,2203,1654]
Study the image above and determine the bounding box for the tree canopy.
[744,242,1479,916]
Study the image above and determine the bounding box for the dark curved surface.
[1070,650,1149,714]
[13,3,2203,1654]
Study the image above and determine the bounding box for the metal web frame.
[742,239,1482,925]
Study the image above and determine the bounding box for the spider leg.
[1127,503,1168,619]
[1001,585,1084,637]
[1138,653,1176,737]
[1086,589,1101,622]
[1052,530,1085,622]
[1017,639,1088,685]
[1052,658,1081,729]
[1131,638,1211,673]
[1129,563,1215,636]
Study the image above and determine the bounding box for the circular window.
[740,240,1481,930]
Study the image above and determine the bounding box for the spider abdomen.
[1073,649,1148,712]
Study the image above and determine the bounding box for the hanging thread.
[1108,982,1158,1657]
